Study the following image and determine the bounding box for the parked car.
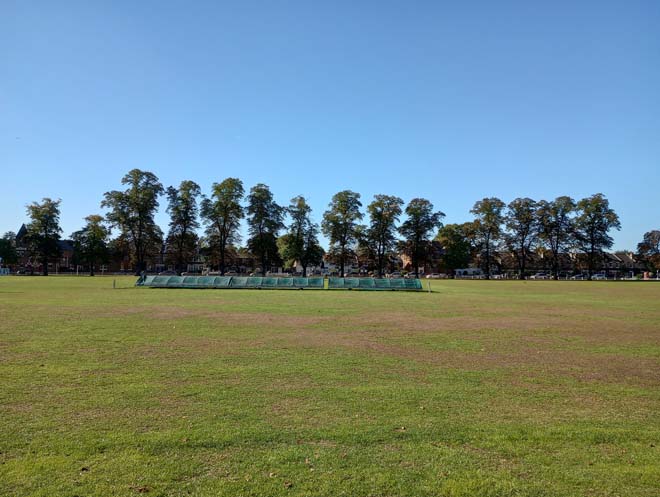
[425,273,442,279]
[570,274,586,280]
[529,273,548,280]
[592,273,607,280]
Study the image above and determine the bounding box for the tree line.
[2,169,658,280]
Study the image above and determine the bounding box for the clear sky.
[2,0,659,250]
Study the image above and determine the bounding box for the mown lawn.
[1,276,659,496]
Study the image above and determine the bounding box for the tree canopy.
[71,215,110,276]
[246,184,284,276]
[200,177,245,275]
[101,169,164,274]
[322,190,363,277]
[399,198,444,278]
[25,198,62,275]
[574,193,621,279]
[366,195,404,277]
[278,196,324,277]
[166,180,201,274]
[469,197,505,279]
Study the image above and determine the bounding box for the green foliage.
[278,196,324,276]
[536,196,576,279]
[70,215,111,275]
[200,177,245,274]
[574,194,621,279]
[504,198,539,279]
[322,190,364,276]
[0,232,18,266]
[25,197,62,275]
[637,230,660,271]
[469,198,505,279]
[436,223,473,274]
[366,195,404,277]
[246,184,284,275]
[399,198,444,277]
[101,169,164,274]
[166,180,201,274]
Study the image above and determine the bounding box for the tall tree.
[637,230,660,272]
[504,198,539,279]
[25,198,62,276]
[536,196,576,280]
[322,190,363,277]
[71,215,110,276]
[470,197,505,279]
[0,232,19,267]
[246,184,284,276]
[166,180,201,274]
[399,198,444,278]
[200,178,245,275]
[101,169,164,275]
[278,196,324,277]
[366,195,404,277]
[435,223,473,277]
[574,193,621,279]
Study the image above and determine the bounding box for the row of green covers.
[136,275,324,289]
[327,277,422,291]
[136,275,422,291]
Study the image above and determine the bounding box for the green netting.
[230,276,248,288]
[277,277,294,288]
[213,276,232,287]
[260,277,276,287]
[137,275,419,291]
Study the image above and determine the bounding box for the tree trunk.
[89,258,95,276]
[220,245,225,276]
[302,264,307,277]
[42,254,48,276]
[340,251,345,278]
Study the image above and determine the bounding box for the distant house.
[14,224,76,273]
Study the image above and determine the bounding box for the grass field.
[1,277,659,496]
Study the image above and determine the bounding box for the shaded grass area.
[1,277,659,496]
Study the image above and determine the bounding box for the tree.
[0,232,18,267]
[200,178,244,275]
[366,195,404,277]
[435,223,472,277]
[25,198,62,276]
[399,198,444,278]
[101,169,164,275]
[166,180,201,275]
[637,230,660,272]
[574,194,621,279]
[322,190,363,277]
[278,196,324,277]
[71,215,110,276]
[504,198,539,279]
[469,197,505,279]
[536,196,576,280]
[246,184,284,276]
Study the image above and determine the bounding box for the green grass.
[1,277,659,496]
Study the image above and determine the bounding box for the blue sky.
[2,0,659,250]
